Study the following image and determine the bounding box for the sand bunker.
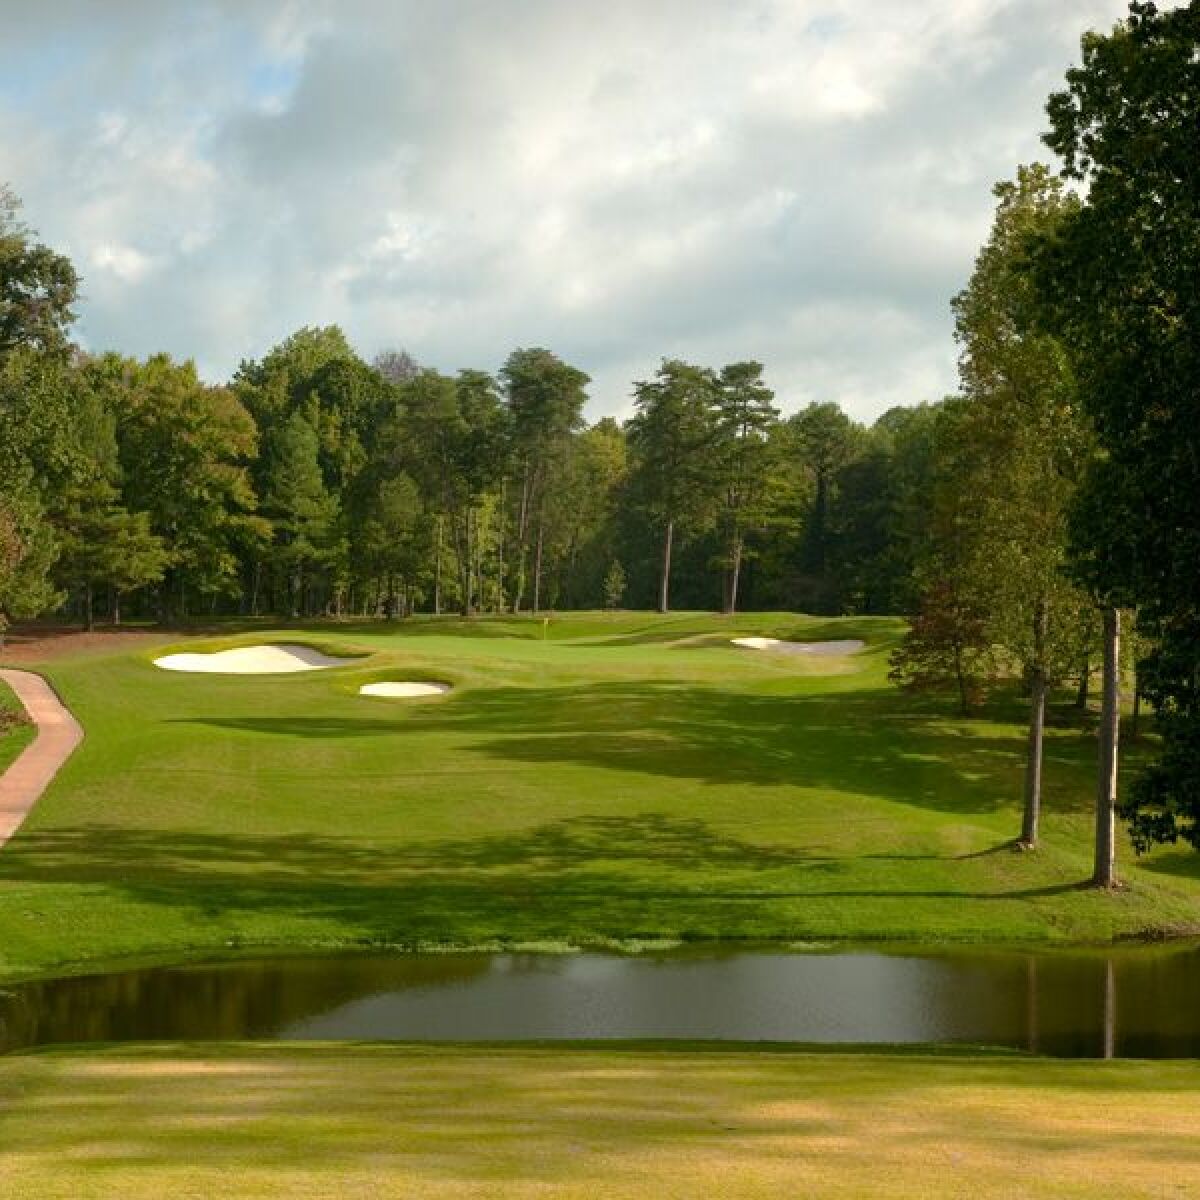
[154,644,354,674]
[359,681,451,698]
[731,637,865,656]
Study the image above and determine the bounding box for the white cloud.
[90,243,155,283]
[0,0,1140,421]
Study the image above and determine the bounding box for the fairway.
[3,1043,1200,1198]
[0,612,1196,982]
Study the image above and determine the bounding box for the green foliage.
[603,558,626,609]
[788,401,867,611]
[1033,2,1200,850]
[888,579,995,714]
[712,362,779,613]
[627,359,721,611]
[0,184,77,359]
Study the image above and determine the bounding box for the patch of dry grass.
[2,1044,1199,1198]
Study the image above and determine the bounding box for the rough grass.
[2,1043,1199,1198]
[0,611,1197,982]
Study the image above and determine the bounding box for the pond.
[4,945,1200,1057]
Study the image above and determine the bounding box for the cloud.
[0,0,1141,422]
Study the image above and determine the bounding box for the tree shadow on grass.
[0,813,1087,948]
[171,683,1093,817]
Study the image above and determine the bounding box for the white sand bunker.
[359,681,451,698]
[731,636,865,656]
[154,644,354,674]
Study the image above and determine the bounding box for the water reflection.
[3,946,1200,1057]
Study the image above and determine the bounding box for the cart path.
[0,669,83,847]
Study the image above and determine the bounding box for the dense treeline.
[0,233,960,630]
[1,2,1197,869]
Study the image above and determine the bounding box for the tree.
[789,402,864,612]
[951,164,1092,849]
[500,348,589,612]
[603,559,626,610]
[627,360,720,614]
[1032,1,1200,868]
[889,578,995,715]
[0,483,57,646]
[372,348,421,385]
[261,412,338,618]
[712,362,778,614]
[107,354,259,618]
[0,184,77,359]
[541,418,627,609]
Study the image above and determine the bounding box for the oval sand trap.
[359,681,451,698]
[154,644,354,674]
[731,637,865,656]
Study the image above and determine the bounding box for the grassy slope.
[0,679,35,775]
[0,611,1197,981]
[2,1043,1200,1198]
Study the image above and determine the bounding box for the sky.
[0,0,1139,423]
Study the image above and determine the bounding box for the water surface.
[5,946,1200,1057]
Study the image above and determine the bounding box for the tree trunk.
[953,640,970,716]
[497,479,507,613]
[83,582,94,633]
[532,523,544,613]
[1093,605,1121,889]
[1075,655,1090,710]
[1019,600,1049,849]
[1130,679,1142,742]
[723,534,744,616]
[112,591,122,627]
[434,516,443,616]
[514,462,532,614]
[659,519,674,614]
[460,509,473,617]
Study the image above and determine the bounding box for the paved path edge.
[0,669,84,848]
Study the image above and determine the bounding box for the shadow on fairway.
[0,814,1085,941]
[172,683,1095,817]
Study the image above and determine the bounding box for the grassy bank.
[0,611,1197,981]
[2,1042,1199,1197]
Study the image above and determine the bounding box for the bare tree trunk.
[659,519,674,614]
[532,523,544,613]
[1093,606,1121,889]
[723,534,744,615]
[112,591,122,627]
[953,640,970,716]
[460,509,473,617]
[434,516,443,616]
[1075,655,1090,710]
[1020,599,1049,849]
[497,479,507,613]
[514,462,533,614]
[1130,678,1142,742]
[84,582,94,633]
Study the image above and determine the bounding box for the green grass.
[3,1042,1200,1197]
[0,679,35,775]
[0,610,1197,981]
